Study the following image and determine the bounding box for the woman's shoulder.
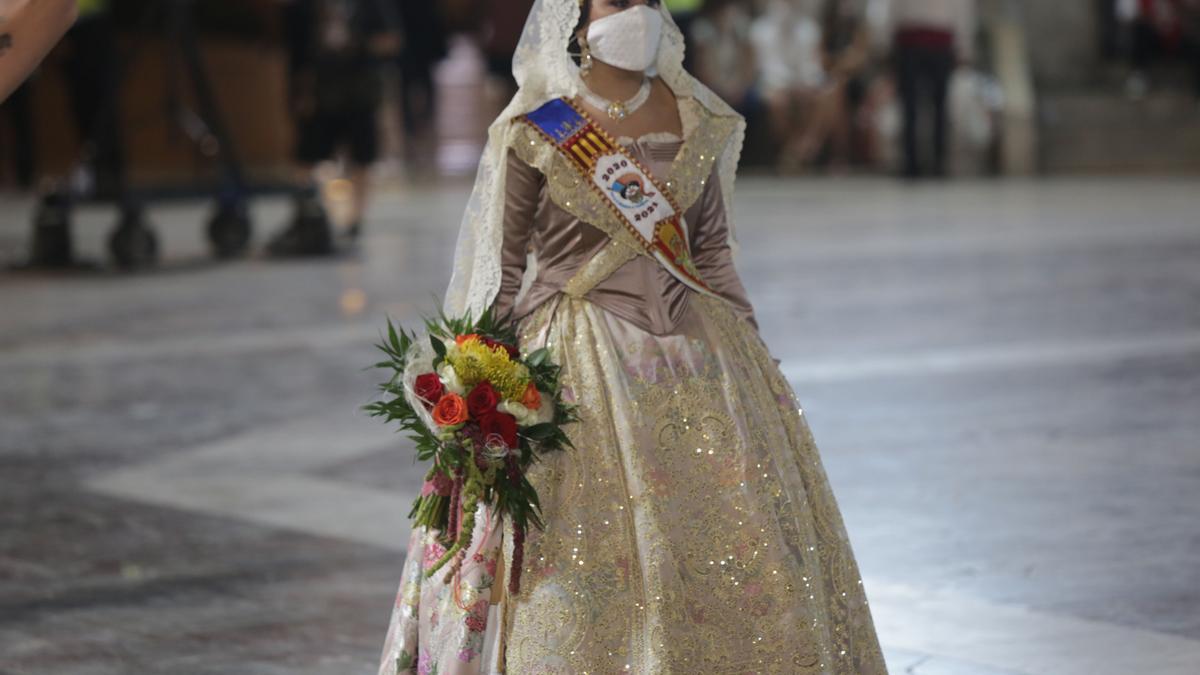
[501,117,550,178]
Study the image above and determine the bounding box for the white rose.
[498,400,537,427]
[438,363,465,395]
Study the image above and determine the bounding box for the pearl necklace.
[579,77,652,121]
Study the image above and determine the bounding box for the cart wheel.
[206,202,252,259]
[108,205,159,271]
[29,191,74,268]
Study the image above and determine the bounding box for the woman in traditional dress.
[377,1,888,672]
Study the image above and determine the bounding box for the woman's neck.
[580,60,647,100]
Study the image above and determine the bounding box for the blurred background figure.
[887,0,976,178]
[268,0,399,257]
[0,0,110,194]
[480,0,534,94]
[60,0,125,199]
[750,0,842,173]
[394,0,448,139]
[1118,0,1200,100]
[666,0,705,71]
[690,0,759,116]
[818,0,874,170]
[1187,0,1200,100]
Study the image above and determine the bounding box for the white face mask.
[585,5,664,73]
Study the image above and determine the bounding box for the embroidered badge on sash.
[519,97,718,299]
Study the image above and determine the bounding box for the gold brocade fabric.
[377,291,888,674]
[505,295,886,674]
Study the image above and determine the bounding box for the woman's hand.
[0,0,79,102]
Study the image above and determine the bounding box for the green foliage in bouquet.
[364,305,576,595]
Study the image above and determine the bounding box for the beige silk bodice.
[493,114,758,337]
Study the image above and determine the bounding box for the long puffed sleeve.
[492,146,544,322]
[688,164,760,331]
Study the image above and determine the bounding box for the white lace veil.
[442,0,747,318]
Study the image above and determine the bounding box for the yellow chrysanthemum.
[447,337,530,400]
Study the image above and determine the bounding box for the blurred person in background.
[482,0,535,92]
[819,0,874,169]
[0,0,78,102]
[1123,0,1200,100]
[750,0,845,172]
[887,0,976,178]
[1,78,35,189]
[665,0,703,71]
[1184,0,1200,100]
[395,0,448,138]
[59,0,124,199]
[268,0,399,257]
[690,0,759,116]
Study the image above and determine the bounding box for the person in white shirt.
[885,0,976,177]
[750,0,844,171]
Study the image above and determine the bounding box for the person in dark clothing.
[57,0,125,199]
[1,81,36,188]
[482,0,535,91]
[889,0,976,178]
[821,0,872,169]
[1176,0,1200,98]
[396,0,447,137]
[268,0,398,256]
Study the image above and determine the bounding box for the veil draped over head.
[443,0,748,318]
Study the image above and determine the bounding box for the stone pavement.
[1,176,1199,674]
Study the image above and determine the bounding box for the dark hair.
[568,0,592,65]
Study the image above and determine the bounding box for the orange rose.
[432,393,469,427]
[455,333,479,346]
[520,381,542,411]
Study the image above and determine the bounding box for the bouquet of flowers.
[364,306,575,596]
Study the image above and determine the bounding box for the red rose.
[467,381,500,418]
[414,373,444,409]
[481,336,520,359]
[478,412,518,449]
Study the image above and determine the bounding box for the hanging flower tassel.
[425,449,486,581]
[446,467,463,540]
[508,520,525,596]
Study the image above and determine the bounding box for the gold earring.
[579,35,594,76]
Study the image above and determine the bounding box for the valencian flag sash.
[519,97,721,299]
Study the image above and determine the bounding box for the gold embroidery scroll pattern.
[611,305,822,672]
[655,297,836,669]
[506,297,648,673]
[557,298,650,670]
[511,294,886,673]
[562,240,639,299]
[695,294,888,672]
[633,374,826,673]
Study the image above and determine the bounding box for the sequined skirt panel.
[378,294,887,675]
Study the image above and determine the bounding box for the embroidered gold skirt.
[378,294,888,675]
